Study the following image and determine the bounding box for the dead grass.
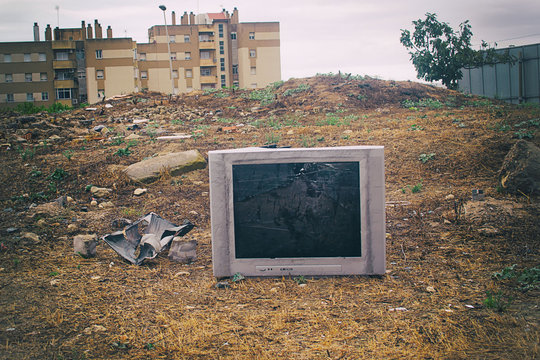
[0,76,538,359]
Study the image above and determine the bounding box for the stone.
[445,194,455,200]
[498,140,540,195]
[125,150,206,183]
[73,234,97,257]
[90,186,112,198]
[133,188,147,196]
[169,239,197,263]
[67,224,78,233]
[156,134,192,141]
[90,200,98,206]
[22,232,40,243]
[111,218,132,229]
[98,201,114,209]
[125,133,141,140]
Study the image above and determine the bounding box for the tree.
[400,13,513,89]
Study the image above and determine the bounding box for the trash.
[102,212,194,265]
[93,125,106,132]
[215,281,230,289]
[105,104,113,108]
[232,272,245,282]
[389,307,408,312]
[133,188,147,196]
[85,107,98,111]
[168,239,197,263]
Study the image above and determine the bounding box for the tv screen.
[232,161,361,258]
[209,146,385,277]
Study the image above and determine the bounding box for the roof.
[207,12,227,20]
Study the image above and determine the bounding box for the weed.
[283,83,310,97]
[492,264,517,280]
[265,133,281,145]
[483,290,512,312]
[317,136,325,142]
[402,98,443,109]
[48,168,68,181]
[294,276,306,285]
[513,129,534,139]
[49,271,59,277]
[19,147,35,161]
[171,119,184,125]
[13,258,20,266]
[48,181,57,193]
[300,135,316,147]
[115,140,137,157]
[216,118,235,124]
[406,181,423,193]
[111,137,125,146]
[409,124,424,131]
[419,153,435,163]
[62,150,74,161]
[30,170,42,178]
[120,207,142,217]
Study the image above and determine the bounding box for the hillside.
[0,74,538,359]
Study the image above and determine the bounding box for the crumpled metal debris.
[103,212,194,265]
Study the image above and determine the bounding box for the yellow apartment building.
[0,8,281,107]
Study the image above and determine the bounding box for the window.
[141,71,148,79]
[5,74,12,83]
[201,68,211,76]
[171,52,177,60]
[169,35,176,43]
[55,70,74,80]
[172,70,178,78]
[186,69,192,78]
[250,83,257,89]
[220,58,225,71]
[249,49,256,57]
[76,49,85,60]
[78,70,86,79]
[134,68,138,79]
[95,49,103,59]
[40,72,48,81]
[219,41,224,55]
[96,70,104,79]
[250,66,256,75]
[42,92,49,101]
[56,51,68,60]
[200,51,210,60]
[133,49,137,60]
[230,32,237,40]
[26,93,34,101]
[55,88,72,99]
[232,65,238,75]
[221,74,226,88]
[233,81,239,88]
[199,34,210,42]
[184,35,190,43]
[24,53,31,62]
[98,89,105,99]
[25,73,32,82]
[249,32,255,40]
[218,24,224,38]
[6,94,14,102]
[4,54,11,63]
[39,53,46,61]
[185,52,191,60]
[139,53,146,61]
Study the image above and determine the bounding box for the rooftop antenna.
[55,5,59,28]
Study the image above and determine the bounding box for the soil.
[0,74,538,359]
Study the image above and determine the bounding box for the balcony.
[200,58,217,67]
[199,41,215,49]
[52,40,76,50]
[53,60,76,69]
[54,79,77,88]
[200,75,217,84]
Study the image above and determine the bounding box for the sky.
[1,0,539,83]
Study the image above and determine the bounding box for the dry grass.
[0,76,538,359]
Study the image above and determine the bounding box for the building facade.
[0,8,281,107]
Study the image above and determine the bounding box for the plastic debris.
[102,212,193,265]
[232,272,245,282]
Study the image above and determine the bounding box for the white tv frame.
[209,146,385,277]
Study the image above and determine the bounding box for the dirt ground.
[0,74,538,359]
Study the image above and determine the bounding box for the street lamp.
[159,5,175,95]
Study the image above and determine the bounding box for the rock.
[125,150,206,183]
[189,210,198,216]
[133,188,147,196]
[169,239,197,263]
[73,234,97,257]
[66,196,74,203]
[445,194,455,200]
[48,135,62,142]
[36,219,47,227]
[498,140,540,195]
[125,133,141,140]
[286,130,294,135]
[156,134,192,141]
[22,232,40,243]
[215,281,230,289]
[426,286,436,293]
[93,125,106,132]
[343,129,353,135]
[477,226,499,236]
[98,201,114,209]
[90,200,98,206]
[174,271,190,277]
[90,186,112,198]
[67,224,78,233]
[6,227,18,234]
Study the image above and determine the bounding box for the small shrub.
[47,168,68,181]
[62,150,74,161]
[419,153,435,163]
[483,290,512,312]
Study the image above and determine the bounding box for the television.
[209,146,385,277]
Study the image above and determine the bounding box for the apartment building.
[0,8,281,107]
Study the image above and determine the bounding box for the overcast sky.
[1,0,539,82]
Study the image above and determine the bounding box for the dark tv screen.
[232,162,361,258]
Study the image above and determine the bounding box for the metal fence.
[458,43,540,104]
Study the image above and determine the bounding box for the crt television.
[209,146,385,277]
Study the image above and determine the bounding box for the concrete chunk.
[125,150,206,183]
